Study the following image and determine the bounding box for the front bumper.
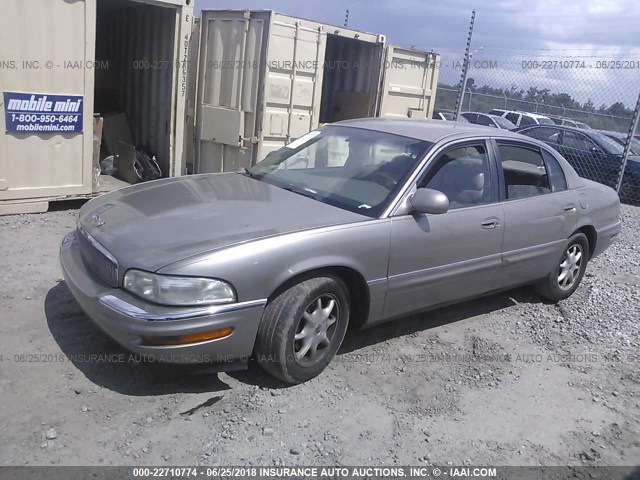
[59,231,266,365]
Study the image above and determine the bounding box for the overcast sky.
[195,0,640,107]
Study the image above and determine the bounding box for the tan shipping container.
[0,4,439,214]
[0,0,194,214]
[193,10,441,174]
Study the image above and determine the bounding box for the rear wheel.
[535,232,589,302]
[255,275,350,384]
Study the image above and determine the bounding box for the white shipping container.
[0,4,439,214]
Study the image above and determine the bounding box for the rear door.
[493,139,578,288]
[377,46,440,120]
[384,140,504,319]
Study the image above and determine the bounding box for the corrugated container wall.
[96,4,175,176]
[193,10,440,175]
[0,0,96,206]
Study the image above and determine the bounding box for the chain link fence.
[434,48,640,205]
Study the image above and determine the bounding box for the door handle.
[564,205,576,213]
[481,218,500,229]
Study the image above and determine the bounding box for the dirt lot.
[0,203,639,467]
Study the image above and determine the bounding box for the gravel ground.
[0,203,639,467]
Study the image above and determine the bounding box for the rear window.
[542,149,567,192]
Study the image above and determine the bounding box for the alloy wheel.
[293,294,340,366]
[558,244,583,290]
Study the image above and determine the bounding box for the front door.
[384,141,504,319]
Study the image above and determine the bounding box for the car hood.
[78,173,367,272]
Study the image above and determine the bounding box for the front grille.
[77,225,119,287]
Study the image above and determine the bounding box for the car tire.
[255,275,350,384]
[535,232,589,302]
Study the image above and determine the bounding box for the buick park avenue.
[60,120,621,384]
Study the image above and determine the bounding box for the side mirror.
[409,188,449,214]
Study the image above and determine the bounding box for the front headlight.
[123,269,236,306]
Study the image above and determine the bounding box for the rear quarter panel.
[574,180,621,258]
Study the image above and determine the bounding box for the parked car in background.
[61,120,622,384]
[461,112,516,130]
[432,110,468,122]
[496,110,555,128]
[433,110,455,121]
[596,129,640,156]
[516,124,640,202]
[488,108,508,117]
[547,115,592,129]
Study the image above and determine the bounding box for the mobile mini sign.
[3,92,83,133]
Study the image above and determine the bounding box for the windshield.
[247,126,432,218]
[591,132,625,155]
[606,134,640,155]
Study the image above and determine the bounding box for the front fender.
[157,220,391,304]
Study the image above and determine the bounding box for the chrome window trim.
[99,295,267,322]
[383,136,495,218]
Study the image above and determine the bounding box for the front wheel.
[535,233,589,302]
[255,275,350,384]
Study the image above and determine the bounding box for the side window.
[522,126,561,144]
[461,113,476,123]
[520,115,536,127]
[498,143,551,200]
[505,112,519,124]
[477,115,494,127]
[419,144,492,209]
[541,149,568,192]
[562,131,596,151]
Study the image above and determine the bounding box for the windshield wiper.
[280,185,318,200]
[243,168,258,180]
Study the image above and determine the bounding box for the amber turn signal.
[142,327,234,346]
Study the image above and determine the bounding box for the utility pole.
[454,10,476,121]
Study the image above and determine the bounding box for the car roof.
[333,118,525,143]
[515,111,551,119]
[462,111,507,120]
[594,129,626,139]
[518,123,592,135]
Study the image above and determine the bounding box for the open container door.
[259,13,327,159]
[195,10,269,173]
[377,46,440,119]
